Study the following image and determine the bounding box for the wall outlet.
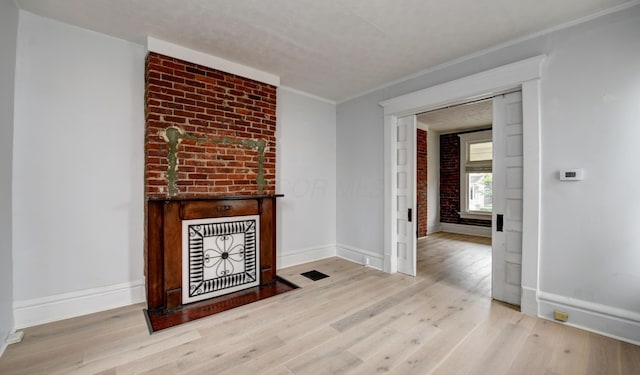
[554,310,569,322]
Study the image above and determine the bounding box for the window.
[459,130,492,219]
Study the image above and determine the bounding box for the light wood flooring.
[1,232,638,374]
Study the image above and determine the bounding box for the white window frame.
[459,129,492,220]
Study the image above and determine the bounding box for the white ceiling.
[417,99,492,133]
[16,0,631,102]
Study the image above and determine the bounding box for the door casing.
[380,56,544,317]
[395,115,417,276]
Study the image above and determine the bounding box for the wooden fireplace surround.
[146,195,282,311]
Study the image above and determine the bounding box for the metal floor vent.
[300,270,330,281]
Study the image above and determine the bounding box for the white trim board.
[0,330,13,359]
[538,291,640,345]
[147,37,280,87]
[427,224,442,234]
[277,244,336,269]
[380,55,544,318]
[278,86,335,105]
[336,244,384,271]
[278,244,385,271]
[439,223,491,238]
[380,56,543,116]
[13,280,145,329]
[338,1,640,104]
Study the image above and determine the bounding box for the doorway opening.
[415,98,494,300]
[416,98,494,239]
[380,56,542,314]
[408,91,524,306]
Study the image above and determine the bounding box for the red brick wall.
[440,133,491,227]
[417,129,428,237]
[145,52,277,198]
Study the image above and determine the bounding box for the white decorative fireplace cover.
[182,215,260,304]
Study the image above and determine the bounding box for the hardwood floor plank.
[586,334,621,375]
[469,320,534,375]
[348,313,441,374]
[62,330,202,375]
[388,314,481,374]
[287,350,363,375]
[547,322,590,375]
[182,335,287,375]
[429,303,527,375]
[329,279,432,333]
[283,311,398,374]
[620,340,640,375]
[507,319,563,375]
[233,326,340,374]
[262,365,295,375]
[2,304,146,363]
[0,233,637,375]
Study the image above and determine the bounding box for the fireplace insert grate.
[300,270,330,281]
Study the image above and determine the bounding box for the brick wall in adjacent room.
[440,133,491,227]
[145,52,277,198]
[417,129,428,237]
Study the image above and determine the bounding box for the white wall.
[336,97,385,255]
[12,11,146,327]
[426,130,440,233]
[337,5,640,342]
[537,7,640,339]
[276,88,337,267]
[416,122,441,235]
[10,11,338,327]
[0,0,19,353]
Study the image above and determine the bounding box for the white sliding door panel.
[396,116,417,276]
[492,91,524,306]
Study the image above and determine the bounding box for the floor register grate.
[300,270,330,281]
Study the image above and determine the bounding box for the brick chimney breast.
[145,52,277,198]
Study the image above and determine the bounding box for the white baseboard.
[0,329,11,358]
[277,244,336,269]
[521,286,538,317]
[427,224,441,234]
[13,280,145,329]
[336,243,384,271]
[538,291,640,345]
[440,222,491,238]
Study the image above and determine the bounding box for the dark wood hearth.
[145,195,287,330]
[144,276,297,332]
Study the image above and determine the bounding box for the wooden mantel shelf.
[146,194,284,202]
[145,195,284,320]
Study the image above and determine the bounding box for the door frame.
[395,115,418,276]
[380,55,544,317]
